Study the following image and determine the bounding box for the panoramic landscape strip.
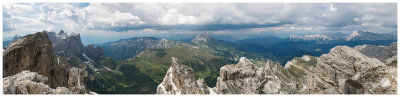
[2,3,398,94]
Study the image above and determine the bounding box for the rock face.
[68,67,88,94]
[156,57,213,94]
[46,30,85,60]
[83,44,104,62]
[354,42,397,64]
[3,32,69,88]
[46,30,103,73]
[214,57,297,94]
[156,43,397,94]
[3,32,89,94]
[300,46,386,94]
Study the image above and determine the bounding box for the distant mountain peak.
[289,34,332,41]
[12,35,22,42]
[191,33,213,44]
[59,30,65,34]
[345,31,396,41]
[346,31,361,41]
[70,32,80,36]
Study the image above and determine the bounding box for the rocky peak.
[345,31,396,41]
[57,30,68,39]
[191,33,213,44]
[3,31,72,89]
[59,30,65,35]
[70,32,80,36]
[46,30,85,59]
[3,31,89,94]
[12,35,22,42]
[156,57,212,94]
[3,32,57,79]
[215,57,297,94]
[219,57,257,81]
[156,43,397,94]
[346,31,360,41]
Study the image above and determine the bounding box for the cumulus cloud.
[3,3,397,42]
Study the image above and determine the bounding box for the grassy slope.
[87,57,158,94]
[286,56,318,78]
[127,45,237,87]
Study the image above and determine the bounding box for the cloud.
[3,3,397,41]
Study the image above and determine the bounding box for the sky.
[3,3,397,45]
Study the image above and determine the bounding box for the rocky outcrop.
[354,42,397,64]
[3,70,88,94]
[156,43,397,94]
[3,32,70,88]
[68,67,88,94]
[3,71,72,94]
[156,57,213,94]
[3,32,89,94]
[299,46,393,94]
[214,57,297,94]
[156,57,298,94]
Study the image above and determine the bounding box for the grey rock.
[215,57,297,94]
[3,32,70,88]
[156,57,212,94]
[300,46,388,94]
[3,31,90,94]
[156,43,397,94]
[3,71,72,94]
[68,67,88,94]
[355,42,397,64]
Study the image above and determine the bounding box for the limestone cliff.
[3,32,89,94]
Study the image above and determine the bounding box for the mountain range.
[2,30,397,94]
